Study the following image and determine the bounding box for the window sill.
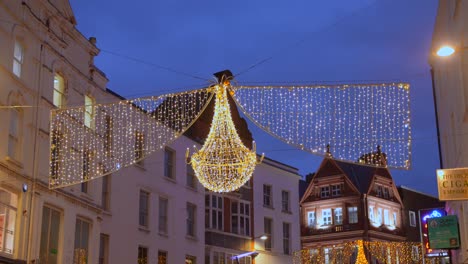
[186,235,198,241]
[185,185,197,192]
[263,205,274,210]
[134,163,146,170]
[158,231,168,237]
[138,226,150,233]
[282,210,292,215]
[164,176,177,184]
[5,156,23,169]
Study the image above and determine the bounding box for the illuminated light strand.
[231,83,411,169]
[188,83,263,193]
[49,89,213,188]
[293,240,425,264]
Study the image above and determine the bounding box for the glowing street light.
[260,235,268,240]
[436,45,455,57]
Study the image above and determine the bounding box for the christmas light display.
[188,80,263,192]
[50,71,411,192]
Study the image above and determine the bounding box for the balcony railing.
[301,223,363,236]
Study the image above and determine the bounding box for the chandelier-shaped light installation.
[49,70,411,193]
[188,76,263,192]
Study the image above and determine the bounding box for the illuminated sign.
[419,208,449,258]
[428,215,460,249]
[436,168,468,201]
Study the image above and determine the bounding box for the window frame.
[409,211,416,227]
[186,202,196,237]
[13,40,23,77]
[186,164,197,189]
[283,222,290,255]
[139,190,149,228]
[264,218,273,251]
[307,211,316,227]
[84,94,96,129]
[281,190,290,212]
[206,194,223,230]
[158,250,167,264]
[263,185,272,207]
[158,196,168,234]
[231,200,250,236]
[53,73,66,108]
[99,233,109,264]
[334,208,343,225]
[331,184,342,197]
[164,147,175,179]
[138,246,148,264]
[348,206,358,224]
[320,186,330,198]
[322,209,332,225]
[40,205,62,264]
[8,107,21,161]
[74,218,91,263]
[135,131,145,165]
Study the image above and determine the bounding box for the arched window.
[53,73,66,107]
[0,188,18,254]
[13,41,23,77]
[8,107,22,161]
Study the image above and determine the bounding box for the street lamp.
[436,45,456,57]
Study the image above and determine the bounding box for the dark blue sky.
[70,0,440,195]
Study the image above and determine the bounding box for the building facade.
[300,150,405,263]
[430,0,468,263]
[0,0,115,263]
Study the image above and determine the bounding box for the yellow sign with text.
[437,168,468,201]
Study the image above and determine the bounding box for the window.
[383,187,390,199]
[283,222,290,255]
[40,206,61,264]
[50,130,62,179]
[409,211,416,227]
[13,41,23,77]
[411,245,420,261]
[263,185,272,207]
[101,175,110,210]
[213,252,225,264]
[264,218,273,251]
[84,95,95,129]
[139,190,149,227]
[53,73,66,107]
[322,209,332,225]
[334,208,343,225]
[74,218,90,263]
[281,190,290,212]
[348,207,358,224]
[0,189,17,255]
[186,164,196,189]
[159,197,168,234]
[185,255,196,264]
[225,253,251,264]
[206,194,223,230]
[8,108,21,160]
[331,184,342,197]
[377,208,382,225]
[158,250,167,264]
[81,150,90,193]
[231,201,250,236]
[164,148,175,179]
[376,185,383,197]
[384,209,389,225]
[369,206,375,223]
[135,131,144,164]
[138,246,148,264]
[307,211,316,227]
[187,203,196,237]
[393,212,397,226]
[99,234,109,264]
[324,248,331,264]
[320,186,330,198]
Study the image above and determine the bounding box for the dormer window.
[331,184,342,197]
[376,185,383,197]
[383,187,390,199]
[320,186,330,198]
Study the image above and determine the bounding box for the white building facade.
[430,0,468,263]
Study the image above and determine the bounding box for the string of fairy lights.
[231,83,411,169]
[293,240,427,264]
[49,88,213,189]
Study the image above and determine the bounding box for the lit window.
[53,73,66,107]
[322,209,332,225]
[99,234,109,264]
[40,206,61,264]
[393,212,397,226]
[186,203,196,237]
[331,184,342,197]
[411,245,420,261]
[264,218,273,250]
[283,222,290,255]
[281,190,290,212]
[384,209,389,225]
[231,201,250,236]
[369,206,374,223]
[185,255,196,264]
[206,194,223,230]
[307,211,316,227]
[139,190,149,227]
[13,41,23,77]
[376,185,383,197]
[263,185,272,207]
[164,148,175,179]
[409,211,416,227]
[158,250,167,264]
[383,187,390,199]
[348,207,358,224]
[158,197,168,234]
[334,208,343,225]
[8,108,21,160]
[84,95,95,129]
[0,188,17,254]
[50,129,62,179]
[377,208,382,225]
[320,186,330,198]
[138,246,148,264]
[74,218,90,263]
